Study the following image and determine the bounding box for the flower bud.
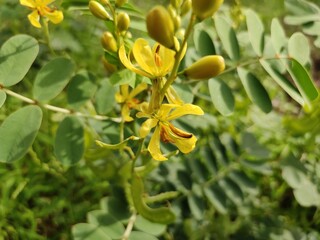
[116,0,127,7]
[180,0,191,16]
[89,1,111,20]
[101,32,118,52]
[117,12,130,32]
[102,57,117,74]
[170,0,181,8]
[184,55,225,79]
[100,0,110,6]
[192,0,224,20]
[146,5,175,49]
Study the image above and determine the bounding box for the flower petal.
[43,0,55,5]
[133,39,157,77]
[45,10,64,24]
[148,126,167,161]
[20,0,36,8]
[139,118,158,138]
[173,132,197,153]
[28,10,41,28]
[167,104,204,121]
[122,104,134,122]
[154,43,175,76]
[119,45,153,78]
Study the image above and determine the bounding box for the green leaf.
[228,170,258,195]
[100,197,131,222]
[128,231,158,240]
[67,71,97,109]
[0,106,42,163]
[94,78,116,115]
[218,178,244,206]
[260,59,304,105]
[245,9,265,56]
[72,223,112,240]
[241,132,271,159]
[0,90,6,108]
[288,33,310,66]
[87,210,125,239]
[0,34,39,87]
[134,215,166,236]
[193,29,216,56]
[237,67,272,113]
[284,14,320,25]
[214,16,240,61]
[204,185,228,214]
[54,116,84,165]
[293,181,320,207]
[187,193,205,220]
[33,57,75,102]
[208,78,235,116]
[271,18,287,54]
[287,58,318,106]
[109,68,136,86]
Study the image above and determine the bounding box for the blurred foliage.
[0,0,320,239]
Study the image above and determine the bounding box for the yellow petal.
[154,43,175,76]
[128,82,148,99]
[115,92,125,103]
[166,86,184,105]
[45,10,64,24]
[122,105,134,122]
[43,0,55,5]
[157,104,178,119]
[28,11,41,28]
[119,45,153,78]
[148,126,167,161]
[133,39,157,77]
[173,133,197,153]
[20,0,36,8]
[167,104,204,121]
[139,118,158,138]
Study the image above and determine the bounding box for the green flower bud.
[192,0,224,20]
[146,5,175,49]
[115,0,127,7]
[101,32,118,52]
[89,1,111,20]
[184,55,225,79]
[170,0,181,8]
[180,0,191,16]
[117,12,130,32]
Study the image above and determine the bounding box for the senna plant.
[0,0,319,239]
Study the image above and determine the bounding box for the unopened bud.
[181,0,191,16]
[184,55,225,79]
[170,0,181,8]
[115,0,127,7]
[100,0,110,6]
[192,0,224,20]
[101,32,118,52]
[117,12,130,32]
[102,57,117,74]
[89,1,111,20]
[146,5,175,49]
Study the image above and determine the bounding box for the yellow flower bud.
[146,5,175,49]
[116,0,127,7]
[181,0,191,16]
[102,57,117,74]
[89,1,111,20]
[100,0,110,6]
[117,12,130,32]
[184,55,225,79]
[170,0,181,8]
[101,32,118,52]
[192,0,224,20]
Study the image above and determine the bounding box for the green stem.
[121,212,137,240]
[1,87,121,122]
[42,19,55,55]
[131,138,145,174]
[159,13,197,102]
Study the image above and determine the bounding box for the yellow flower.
[20,0,64,28]
[115,83,148,122]
[137,103,204,161]
[119,38,176,79]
